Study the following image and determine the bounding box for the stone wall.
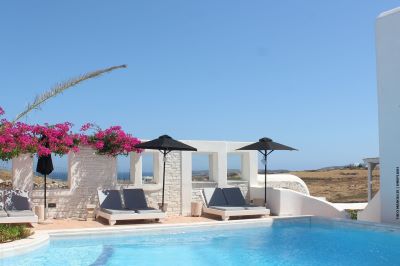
[122,151,182,215]
[31,147,117,219]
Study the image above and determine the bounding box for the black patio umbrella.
[237,137,297,206]
[36,140,54,219]
[134,135,197,210]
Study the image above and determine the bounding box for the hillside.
[289,168,379,203]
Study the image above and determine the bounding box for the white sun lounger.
[202,187,270,221]
[0,190,38,225]
[96,189,165,226]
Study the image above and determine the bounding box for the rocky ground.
[289,168,379,203]
[0,169,69,189]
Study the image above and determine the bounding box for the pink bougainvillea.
[0,106,142,160]
[81,124,142,156]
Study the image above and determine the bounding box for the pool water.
[2,220,400,266]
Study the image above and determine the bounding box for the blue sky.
[1,1,398,171]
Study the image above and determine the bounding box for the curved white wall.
[358,191,381,223]
[255,174,310,195]
[250,187,346,219]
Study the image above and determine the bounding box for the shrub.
[346,209,358,220]
[0,224,32,243]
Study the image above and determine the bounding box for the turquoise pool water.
[2,220,400,266]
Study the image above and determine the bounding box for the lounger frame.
[0,215,38,224]
[96,210,166,226]
[202,206,269,221]
[201,188,270,220]
[96,189,166,225]
[0,190,38,225]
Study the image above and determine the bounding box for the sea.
[42,171,154,181]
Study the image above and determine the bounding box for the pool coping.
[0,231,49,259]
[2,215,400,259]
[0,216,307,259]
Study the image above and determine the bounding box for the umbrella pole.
[264,151,267,207]
[161,150,167,210]
[44,174,47,220]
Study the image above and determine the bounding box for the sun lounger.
[222,187,268,210]
[96,189,165,226]
[122,189,165,218]
[202,187,269,221]
[96,189,137,225]
[0,190,38,225]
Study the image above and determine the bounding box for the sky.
[1,1,399,171]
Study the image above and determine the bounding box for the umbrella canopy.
[134,135,197,210]
[237,137,297,207]
[36,136,54,220]
[36,154,53,220]
[237,137,296,152]
[36,155,54,175]
[135,135,197,151]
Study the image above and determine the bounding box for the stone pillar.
[241,151,258,186]
[367,162,378,202]
[209,153,218,182]
[163,151,182,215]
[12,154,34,192]
[217,151,228,187]
[181,151,192,216]
[130,152,142,185]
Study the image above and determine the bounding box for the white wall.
[10,141,259,218]
[376,7,400,224]
[12,154,33,191]
[250,187,345,219]
[358,191,381,223]
[254,174,310,195]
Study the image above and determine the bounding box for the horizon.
[1,2,398,170]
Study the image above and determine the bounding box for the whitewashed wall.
[10,140,309,219]
[10,141,259,218]
[251,187,346,218]
[376,7,400,224]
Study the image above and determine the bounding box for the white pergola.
[362,157,379,202]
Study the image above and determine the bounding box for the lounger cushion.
[123,189,149,210]
[4,190,31,211]
[6,210,35,217]
[244,206,267,210]
[0,210,8,217]
[209,206,246,211]
[98,190,125,210]
[100,208,136,215]
[135,208,163,214]
[203,188,228,207]
[222,187,247,206]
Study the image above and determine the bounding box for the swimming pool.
[2,218,400,266]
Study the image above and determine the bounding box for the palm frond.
[13,64,127,123]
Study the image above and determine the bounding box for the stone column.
[12,154,34,192]
[130,152,142,185]
[181,151,192,216]
[367,162,378,202]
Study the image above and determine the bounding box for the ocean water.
[2,221,400,266]
[39,172,152,181]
